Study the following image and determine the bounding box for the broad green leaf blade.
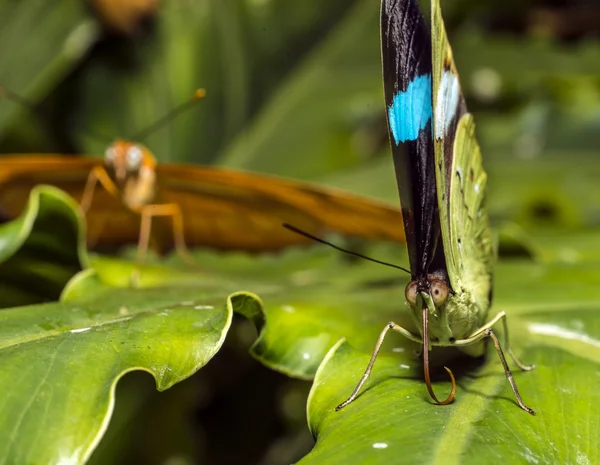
[87,255,205,289]
[303,341,599,464]
[81,243,414,380]
[0,0,99,136]
[299,260,600,464]
[0,185,86,307]
[216,0,382,179]
[143,242,413,379]
[245,284,415,380]
[0,283,260,464]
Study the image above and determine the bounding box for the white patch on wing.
[435,70,460,140]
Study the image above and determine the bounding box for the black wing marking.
[381,0,440,279]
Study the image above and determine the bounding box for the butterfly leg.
[80,165,119,213]
[459,311,535,370]
[455,311,535,415]
[79,166,121,247]
[335,322,421,411]
[137,203,195,264]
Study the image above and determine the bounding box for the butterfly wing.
[431,0,494,312]
[0,155,405,252]
[155,164,405,251]
[0,156,96,211]
[381,0,439,278]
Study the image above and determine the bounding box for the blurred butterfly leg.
[80,165,120,213]
[80,166,121,248]
[422,305,456,405]
[137,203,195,265]
[167,204,196,265]
[335,322,422,411]
[457,312,535,415]
[137,205,157,263]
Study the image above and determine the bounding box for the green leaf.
[528,229,600,264]
[454,34,600,92]
[0,185,86,307]
[0,0,99,137]
[0,280,260,463]
[245,280,415,380]
[126,242,414,379]
[54,242,410,381]
[2,184,598,463]
[486,154,600,230]
[216,0,381,179]
[298,260,600,464]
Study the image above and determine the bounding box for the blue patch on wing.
[387,74,432,144]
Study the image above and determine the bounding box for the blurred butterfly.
[0,86,405,262]
[335,0,535,414]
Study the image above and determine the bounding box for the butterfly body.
[336,0,534,414]
[381,0,492,350]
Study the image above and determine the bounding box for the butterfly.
[0,150,407,260]
[335,0,535,414]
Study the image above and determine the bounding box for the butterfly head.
[404,272,459,344]
[104,139,157,187]
[405,274,450,309]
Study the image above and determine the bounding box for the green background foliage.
[0,0,598,463]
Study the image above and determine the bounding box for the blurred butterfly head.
[104,140,156,182]
[104,139,157,208]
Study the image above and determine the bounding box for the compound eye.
[430,279,449,306]
[126,146,143,170]
[405,280,418,306]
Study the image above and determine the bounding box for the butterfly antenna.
[282,223,410,274]
[422,304,456,405]
[132,88,207,142]
[0,85,113,147]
